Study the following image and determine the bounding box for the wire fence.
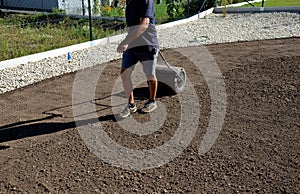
[0,0,130,61]
[0,0,103,15]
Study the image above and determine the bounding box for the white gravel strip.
[0,12,299,94]
[158,12,300,48]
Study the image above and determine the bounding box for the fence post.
[88,0,93,41]
[82,0,86,16]
[262,0,265,7]
[199,0,208,12]
[187,0,190,17]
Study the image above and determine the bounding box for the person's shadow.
[0,86,175,144]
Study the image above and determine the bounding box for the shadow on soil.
[0,86,176,144]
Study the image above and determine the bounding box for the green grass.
[242,0,300,7]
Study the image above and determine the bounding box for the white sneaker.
[141,100,157,113]
[118,103,137,119]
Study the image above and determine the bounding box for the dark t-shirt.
[126,0,159,50]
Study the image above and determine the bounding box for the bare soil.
[0,38,299,193]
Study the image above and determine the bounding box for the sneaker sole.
[119,108,137,119]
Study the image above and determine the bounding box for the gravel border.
[0,11,299,94]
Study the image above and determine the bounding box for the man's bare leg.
[147,74,158,101]
[121,68,135,104]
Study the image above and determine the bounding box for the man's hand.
[116,17,150,53]
[117,41,128,53]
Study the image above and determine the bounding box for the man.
[117,0,159,118]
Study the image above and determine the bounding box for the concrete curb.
[213,6,300,14]
[0,8,214,71]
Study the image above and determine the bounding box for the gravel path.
[0,12,299,94]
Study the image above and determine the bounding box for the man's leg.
[118,49,138,118]
[147,74,157,101]
[140,49,159,113]
[120,68,134,104]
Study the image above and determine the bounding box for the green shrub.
[166,0,186,20]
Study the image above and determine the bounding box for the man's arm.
[117,17,150,53]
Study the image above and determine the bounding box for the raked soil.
[0,38,299,193]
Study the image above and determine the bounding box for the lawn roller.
[155,51,186,94]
